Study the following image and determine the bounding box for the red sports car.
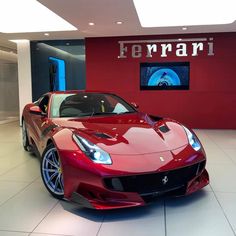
[22,91,209,209]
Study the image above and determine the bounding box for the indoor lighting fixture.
[88,22,95,26]
[10,39,29,43]
[44,33,50,36]
[116,21,123,25]
[133,0,236,27]
[0,0,77,33]
[182,27,188,31]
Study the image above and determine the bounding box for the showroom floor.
[0,112,19,125]
[0,122,236,236]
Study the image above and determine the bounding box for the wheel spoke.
[51,151,59,167]
[47,171,58,184]
[54,174,61,190]
[45,157,58,168]
[43,168,58,173]
[58,174,63,190]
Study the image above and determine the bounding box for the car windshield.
[50,93,136,118]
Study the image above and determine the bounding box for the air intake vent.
[104,161,206,194]
[159,125,170,133]
[149,115,162,121]
[93,132,112,139]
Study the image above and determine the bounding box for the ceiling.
[0,0,236,50]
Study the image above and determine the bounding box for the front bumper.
[58,146,209,210]
[70,168,209,210]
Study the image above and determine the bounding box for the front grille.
[142,185,187,203]
[104,161,205,195]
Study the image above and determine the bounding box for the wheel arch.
[46,138,54,147]
[50,128,79,152]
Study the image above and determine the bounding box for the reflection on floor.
[0,122,236,236]
[0,111,19,125]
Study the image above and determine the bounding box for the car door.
[30,94,53,152]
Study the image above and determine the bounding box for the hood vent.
[93,132,112,139]
[149,115,162,122]
[159,125,170,133]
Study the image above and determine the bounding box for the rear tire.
[41,143,64,200]
[22,119,30,151]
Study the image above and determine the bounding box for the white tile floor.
[0,122,236,236]
[0,112,19,125]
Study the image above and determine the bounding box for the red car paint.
[22,91,209,209]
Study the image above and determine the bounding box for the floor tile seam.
[0,179,32,183]
[207,162,236,167]
[209,183,236,194]
[0,120,19,125]
[0,121,18,125]
[0,149,25,159]
[204,132,236,164]
[205,149,236,165]
[0,180,36,208]
[29,201,61,235]
[212,190,236,194]
[0,142,21,145]
[0,175,40,184]
[220,149,236,166]
[0,161,32,173]
[207,161,234,164]
[212,189,236,236]
[96,213,105,236]
[0,229,31,234]
[206,134,236,165]
[28,231,74,236]
[0,157,38,177]
[164,200,167,236]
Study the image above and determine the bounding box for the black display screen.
[140,62,190,90]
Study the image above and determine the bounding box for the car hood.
[52,113,188,155]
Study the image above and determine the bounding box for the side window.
[39,96,49,114]
[105,94,128,113]
[105,94,117,107]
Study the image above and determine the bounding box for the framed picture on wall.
[140,62,190,90]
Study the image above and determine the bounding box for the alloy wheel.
[42,147,64,196]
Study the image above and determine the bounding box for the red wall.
[86,33,236,129]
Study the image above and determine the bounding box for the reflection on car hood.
[52,113,188,155]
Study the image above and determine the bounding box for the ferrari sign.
[118,37,214,58]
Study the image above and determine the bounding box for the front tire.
[41,143,64,199]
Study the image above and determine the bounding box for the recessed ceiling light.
[178,38,182,41]
[44,33,50,36]
[182,27,187,31]
[66,43,70,46]
[88,22,95,26]
[133,0,236,27]
[116,21,123,25]
[10,39,29,43]
[0,0,77,33]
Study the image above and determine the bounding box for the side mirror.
[29,106,44,115]
[131,102,139,109]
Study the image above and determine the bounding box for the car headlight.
[72,134,112,164]
[183,126,201,151]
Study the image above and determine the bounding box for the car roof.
[46,90,113,95]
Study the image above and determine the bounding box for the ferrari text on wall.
[118,37,214,59]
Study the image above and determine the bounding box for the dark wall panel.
[31,41,85,101]
[86,33,236,129]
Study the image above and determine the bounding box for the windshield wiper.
[90,112,116,116]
